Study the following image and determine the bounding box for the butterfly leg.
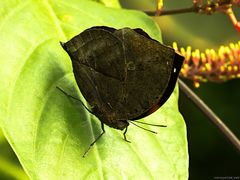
[56,86,93,114]
[123,126,131,143]
[83,122,105,157]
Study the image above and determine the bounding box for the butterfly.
[60,26,184,156]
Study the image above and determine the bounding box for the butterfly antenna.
[129,120,167,127]
[129,121,157,134]
[56,86,94,115]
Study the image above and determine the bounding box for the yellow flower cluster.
[173,41,240,87]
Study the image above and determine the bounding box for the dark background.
[120,0,240,179]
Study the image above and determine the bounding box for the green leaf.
[0,128,29,180]
[0,0,188,179]
[93,0,121,8]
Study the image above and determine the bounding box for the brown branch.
[178,79,240,152]
[145,1,233,16]
[145,6,199,16]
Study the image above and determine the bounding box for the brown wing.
[112,28,183,120]
[62,27,129,125]
[62,27,183,125]
[133,52,184,120]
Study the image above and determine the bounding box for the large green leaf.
[0,0,188,179]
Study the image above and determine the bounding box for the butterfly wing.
[62,27,127,127]
[62,27,184,127]
[112,28,183,120]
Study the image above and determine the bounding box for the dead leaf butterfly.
[60,26,184,156]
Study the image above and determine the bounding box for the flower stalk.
[146,0,240,32]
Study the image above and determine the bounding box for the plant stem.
[145,6,198,16]
[178,79,240,152]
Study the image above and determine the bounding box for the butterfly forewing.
[61,26,184,129]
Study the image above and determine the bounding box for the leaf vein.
[43,0,67,41]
